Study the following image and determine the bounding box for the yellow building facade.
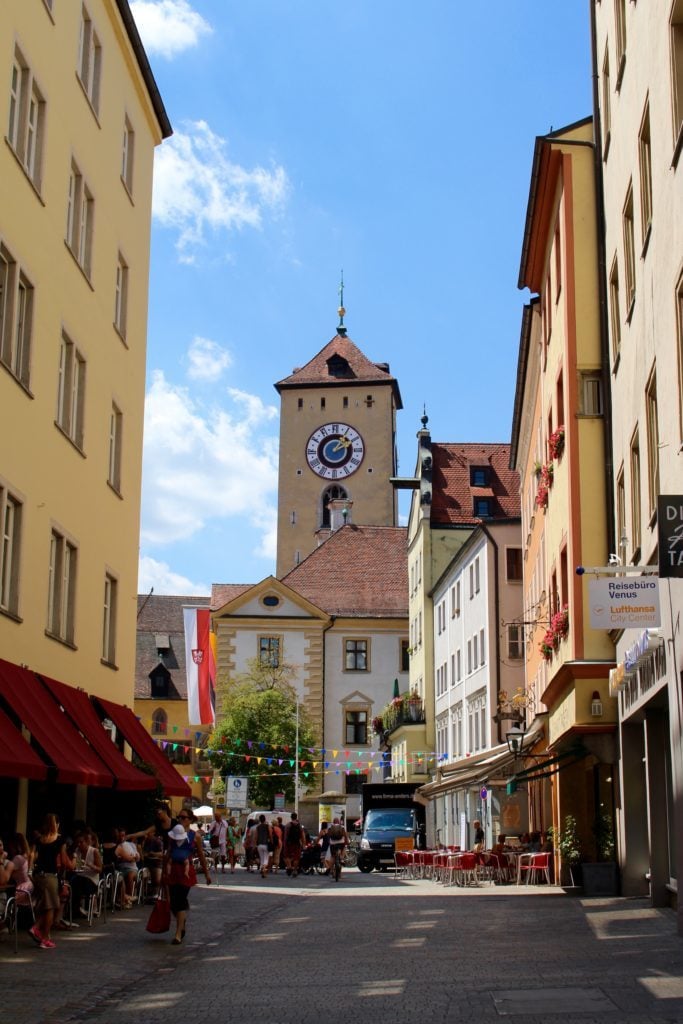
[0,1,170,701]
[514,118,617,878]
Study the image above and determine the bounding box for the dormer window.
[327,354,353,378]
[149,663,170,699]
[470,466,489,487]
[474,498,491,517]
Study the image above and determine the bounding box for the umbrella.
[392,678,400,699]
[194,805,214,817]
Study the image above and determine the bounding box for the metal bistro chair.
[84,876,108,926]
[519,852,553,885]
[134,867,150,905]
[449,852,479,887]
[394,850,413,880]
[0,894,18,954]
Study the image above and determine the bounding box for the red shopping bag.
[146,891,171,933]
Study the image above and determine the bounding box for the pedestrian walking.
[208,810,229,873]
[164,811,211,946]
[254,815,272,878]
[283,813,305,877]
[30,813,68,949]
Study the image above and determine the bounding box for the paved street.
[2,870,683,1024]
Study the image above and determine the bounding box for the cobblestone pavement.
[2,869,683,1024]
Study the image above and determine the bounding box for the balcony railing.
[383,699,425,734]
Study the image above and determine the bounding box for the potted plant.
[371,715,384,736]
[407,690,422,721]
[533,460,543,479]
[582,813,619,896]
[539,629,556,662]
[551,814,581,887]
[548,425,565,461]
[551,605,569,643]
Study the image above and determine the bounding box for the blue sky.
[133,0,592,596]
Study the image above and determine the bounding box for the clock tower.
[274,323,402,577]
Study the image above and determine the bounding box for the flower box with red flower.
[548,426,565,461]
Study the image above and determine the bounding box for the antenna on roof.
[337,270,347,336]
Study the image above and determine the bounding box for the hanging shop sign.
[658,495,683,577]
[588,577,660,629]
[623,628,664,671]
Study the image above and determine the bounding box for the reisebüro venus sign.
[589,577,660,629]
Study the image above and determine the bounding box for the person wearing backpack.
[325,818,349,875]
[283,812,304,877]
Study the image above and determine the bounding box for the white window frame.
[47,528,77,644]
[108,403,122,492]
[78,5,102,114]
[0,244,33,388]
[56,333,86,448]
[114,254,128,338]
[121,115,134,193]
[102,572,117,664]
[66,161,94,277]
[7,49,45,189]
[0,485,22,616]
[508,624,524,661]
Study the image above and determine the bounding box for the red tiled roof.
[281,525,408,617]
[275,334,402,407]
[210,583,253,612]
[431,443,520,526]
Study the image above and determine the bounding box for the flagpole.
[294,699,300,816]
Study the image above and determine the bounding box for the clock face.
[305,423,365,479]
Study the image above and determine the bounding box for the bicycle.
[342,842,358,869]
[331,844,344,882]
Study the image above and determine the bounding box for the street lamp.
[505,724,526,758]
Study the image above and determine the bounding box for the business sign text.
[589,577,660,629]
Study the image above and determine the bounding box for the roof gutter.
[115,0,173,139]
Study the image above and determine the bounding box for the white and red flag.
[183,607,216,725]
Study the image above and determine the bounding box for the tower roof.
[275,334,403,409]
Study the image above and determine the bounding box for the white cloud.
[153,121,290,261]
[138,555,209,596]
[130,0,212,59]
[187,336,232,381]
[141,370,279,553]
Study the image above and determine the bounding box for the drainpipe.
[589,0,616,557]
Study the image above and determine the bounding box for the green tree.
[208,658,318,810]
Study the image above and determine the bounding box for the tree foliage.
[208,658,318,810]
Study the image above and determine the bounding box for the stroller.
[299,842,326,875]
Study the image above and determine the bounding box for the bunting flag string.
[142,715,447,762]
[157,735,444,771]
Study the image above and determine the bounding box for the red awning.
[95,696,191,797]
[0,659,113,787]
[0,705,48,781]
[36,673,156,792]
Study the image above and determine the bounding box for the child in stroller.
[299,840,325,875]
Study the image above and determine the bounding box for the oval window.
[263,595,280,607]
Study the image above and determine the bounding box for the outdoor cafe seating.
[392,841,554,888]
